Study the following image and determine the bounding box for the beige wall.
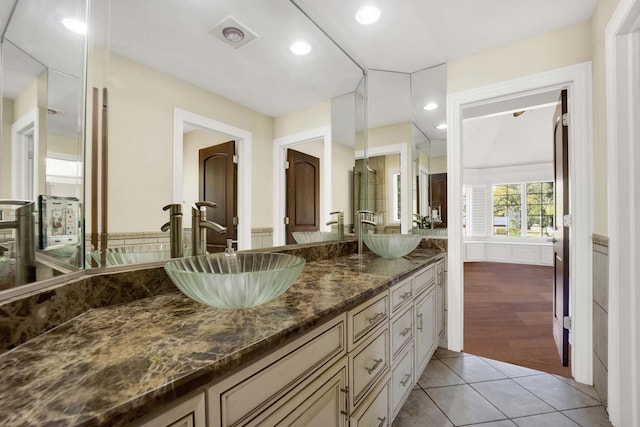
[1,98,15,197]
[273,100,331,138]
[591,0,619,234]
[47,133,80,156]
[447,21,592,94]
[103,52,274,232]
[430,156,447,174]
[332,142,354,222]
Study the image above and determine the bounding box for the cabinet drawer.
[218,317,346,426]
[349,377,390,427]
[391,344,414,417]
[348,292,389,350]
[350,325,390,409]
[414,264,435,296]
[390,305,413,362]
[246,358,348,427]
[389,278,413,315]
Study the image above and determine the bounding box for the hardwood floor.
[463,262,571,378]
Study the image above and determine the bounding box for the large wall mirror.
[0,0,87,294]
[0,0,448,301]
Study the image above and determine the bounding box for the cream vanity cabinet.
[133,258,444,427]
[435,259,446,342]
[133,391,206,427]
[208,314,348,426]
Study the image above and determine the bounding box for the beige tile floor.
[393,348,612,427]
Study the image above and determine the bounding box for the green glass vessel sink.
[91,243,190,266]
[164,252,305,309]
[363,234,422,258]
[292,231,339,244]
[412,228,447,237]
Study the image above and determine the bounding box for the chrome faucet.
[161,203,183,258]
[0,200,36,285]
[355,210,377,255]
[326,210,344,240]
[192,201,227,256]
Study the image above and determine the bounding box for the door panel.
[286,149,320,244]
[199,140,237,253]
[430,173,447,228]
[552,90,570,367]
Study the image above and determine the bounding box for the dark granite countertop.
[0,249,443,426]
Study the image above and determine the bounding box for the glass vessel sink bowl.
[164,252,306,309]
[91,243,190,266]
[363,234,422,258]
[412,228,447,237]
[292,231,339,244]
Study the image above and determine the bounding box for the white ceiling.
[462,101,559,169]
[2,0,596,140]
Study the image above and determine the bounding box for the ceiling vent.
[210,16,258,49]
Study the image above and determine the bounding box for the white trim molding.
[355,142,410,233]
[11,108,40,200]
[172,108,252,250]
[447,62,594,384]
[272,126,332,247]
[606,0,640,424]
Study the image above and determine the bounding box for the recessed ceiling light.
[222,27,245,43]
[423,103,439,111]
[355,5,381,25]
[290,40,311,55]
[436,123,447,130]
[61,18,87,35]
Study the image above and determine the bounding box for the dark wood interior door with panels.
[199,140,237,253]
[430,173,447,228]
[552,89,570,367]
[286,149,320,245]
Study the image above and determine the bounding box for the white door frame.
[172,108,252,250]
[11,108,39,200]
[447,62,594,384]
[272,126,332,247]
[605,0,640,424]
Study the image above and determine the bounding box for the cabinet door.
[414,287,436,376]
[133,392,205,427]
[252,359,348,427]
[436,260,445,340]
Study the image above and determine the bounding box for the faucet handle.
[329,210,344,216]
[193,201,218,211]
[163,203,182,215]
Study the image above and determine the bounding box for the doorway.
[285,149,320,244]
[11,108,40,200]
[461,92,569,375]
[273,126,332,247]
[448,62,594,384]
[605,0,640,424]
[199,140,237,252]
[173,108,251,250]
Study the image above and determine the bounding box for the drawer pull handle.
[400,373,411,387]
[417,313,423,331]
[376,416,387,427]
[400,291,412,300]
[400,327,411,337]
[366,358,383,374]
[367,312,385,324]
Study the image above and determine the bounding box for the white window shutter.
[469,186,488,236]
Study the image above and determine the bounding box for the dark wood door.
[199,140,237,253]
[430,173,447,228]
[286,149,320,245]
[552,90,570,367]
